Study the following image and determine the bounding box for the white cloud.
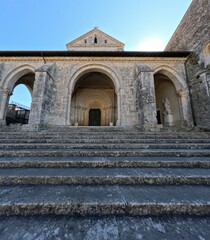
[137,38,166,51]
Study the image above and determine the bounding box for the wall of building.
[166,0,210,129]
[0,57,192,130]
[165,0,210,59]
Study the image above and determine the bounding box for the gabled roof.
[66,28,125,51]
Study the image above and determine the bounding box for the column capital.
[177,89,188,97]
[0,88,11,96]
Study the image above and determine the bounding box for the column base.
[143,123,162,132]
[0,119,6,127]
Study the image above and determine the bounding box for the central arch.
[70,71,117,126]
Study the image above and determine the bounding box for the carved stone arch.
[67,63,120,126]
[154,65,192,126]
[154,65,187,92]
[0,64,36,125]
[2,64,36,92]
[68,63,120,93]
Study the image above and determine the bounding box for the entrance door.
[89,109,101,126]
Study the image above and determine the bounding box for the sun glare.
[137,38,166,51]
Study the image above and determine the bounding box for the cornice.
[0,56,187,64]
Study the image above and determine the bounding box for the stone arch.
[154,66,190,126]
[2,64,36,92]
[68,63,120,93]
[67,64,120,126]
[1,65,36,125]
[154,65,187,91]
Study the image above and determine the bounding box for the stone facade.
[0,52,192,130]
[0,0,209,131]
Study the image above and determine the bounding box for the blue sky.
[2,0,192,107]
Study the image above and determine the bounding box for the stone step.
[1,138,210,144]
[0,156,210,168]
[0,143,210,150]
[0,185,210,216]
[0,131,210,139]
[0,149,210,157]
[0,215,210,239]
[0,167,209,185]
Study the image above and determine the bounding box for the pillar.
[177,89,194,126]
[0,88,11,125]
[137,67,157,130]
[28,70,49,129]
[116,89,121,126]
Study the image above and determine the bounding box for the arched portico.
[0,65,35,125]
[154,66,192,126]
[67,64,120,126]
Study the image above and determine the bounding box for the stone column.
[177,89,193,126]
[73,105,79,126]
[137,66,157,130]
[109,106,114,125]
[116,89,121,126]
[66,88,73,126]
[0,88,11,125]
[81,107,86,126]
[77,106,82,126]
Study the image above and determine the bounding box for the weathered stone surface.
[0,215,210,240]
[0,127,209,238]
[166,0,210,130]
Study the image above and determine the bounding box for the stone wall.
[165,0,210,60]
[166,0,210,129]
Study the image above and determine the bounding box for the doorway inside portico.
[70,71,117,126]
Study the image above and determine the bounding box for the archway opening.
[70,71,117,126]
[6,73,35,125]
[89,109,101,126]
[154,73,181,126]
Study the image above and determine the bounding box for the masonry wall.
[165,0,210,57]
[166,0,210,129]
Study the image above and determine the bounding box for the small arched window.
[94,37,98,44]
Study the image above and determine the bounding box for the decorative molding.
[0,56,187,64]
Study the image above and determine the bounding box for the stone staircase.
[0,127,210,239]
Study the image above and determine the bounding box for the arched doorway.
[154,72,182,126]
[70,71,117,126]
[6,72,35,125]
[89,109,101,126]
